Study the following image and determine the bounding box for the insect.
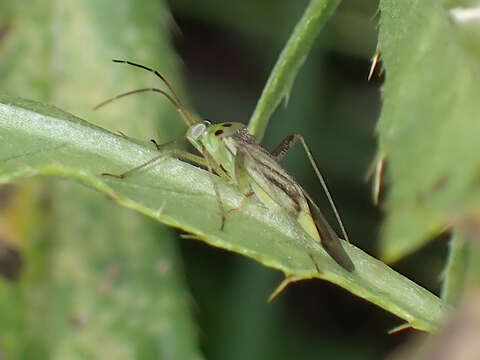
[97,60,355,272]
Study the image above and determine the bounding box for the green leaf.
[0,95,451,332]
[248,0,342,140]
[0,0,201,358]
[441,232,471,304]
[377,0,480,261]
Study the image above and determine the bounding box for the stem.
[248,0,342,140]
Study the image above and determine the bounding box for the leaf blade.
[377,0,480,261]
[0,95,450,332]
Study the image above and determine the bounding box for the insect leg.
[240,145,326,273]
[271,133,350,244]
[270,133,297,161]
[201,152,228,230]
[150,138,230,177]
[150,138,179,150]
[103,144,230,229]
[222,148,255,216]
[102,149,208,179]
[233,148,252,195]
[308,253,321,273]
[102,153,167,179]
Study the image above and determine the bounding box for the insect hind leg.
[307,253,321,273]
[270,133,299,161]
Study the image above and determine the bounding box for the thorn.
[268,276,301,302]
[388,323,412,334]
[368,52,380,81]
[155,201,166,218]
[283,91,290,108]
[372,154,385,205]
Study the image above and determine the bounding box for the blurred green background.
[0,0,447,359]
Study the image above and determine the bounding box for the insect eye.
[222,123,232,127]
[190,123,206,139]
[214,129,224,136]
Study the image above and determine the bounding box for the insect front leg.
[102,148,208,179]
[211,149,254,229]
[201,152,229,231]
[233,148,253,196]
[102,153,167,179]
[270,133,300,162]
[224,148,255,216]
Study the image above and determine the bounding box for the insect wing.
[240,142,304,216]
[304,195,354,271]
[238,141,354,271]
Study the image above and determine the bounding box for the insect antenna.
[94,88,179,110]
[94,59,197,126]
[112,60,183,106]
[301,139,351,243]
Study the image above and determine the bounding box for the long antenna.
[94,59,196,126]
[94,88,179,110]
[298,136,350,243]
[112,59,184,107]
[272,134,350,243]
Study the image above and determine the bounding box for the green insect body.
[187,121,354,272]
[99,59,354,273]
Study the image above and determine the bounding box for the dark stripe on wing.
[305,195,355,272]
[262,172,302,213]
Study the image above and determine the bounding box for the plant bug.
[97,60,355,272]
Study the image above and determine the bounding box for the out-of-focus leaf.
[388,288,480,360]
[377,0,480,261]
[0,1,201,358]
[441,231,475,305]
[0,96,450,332]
